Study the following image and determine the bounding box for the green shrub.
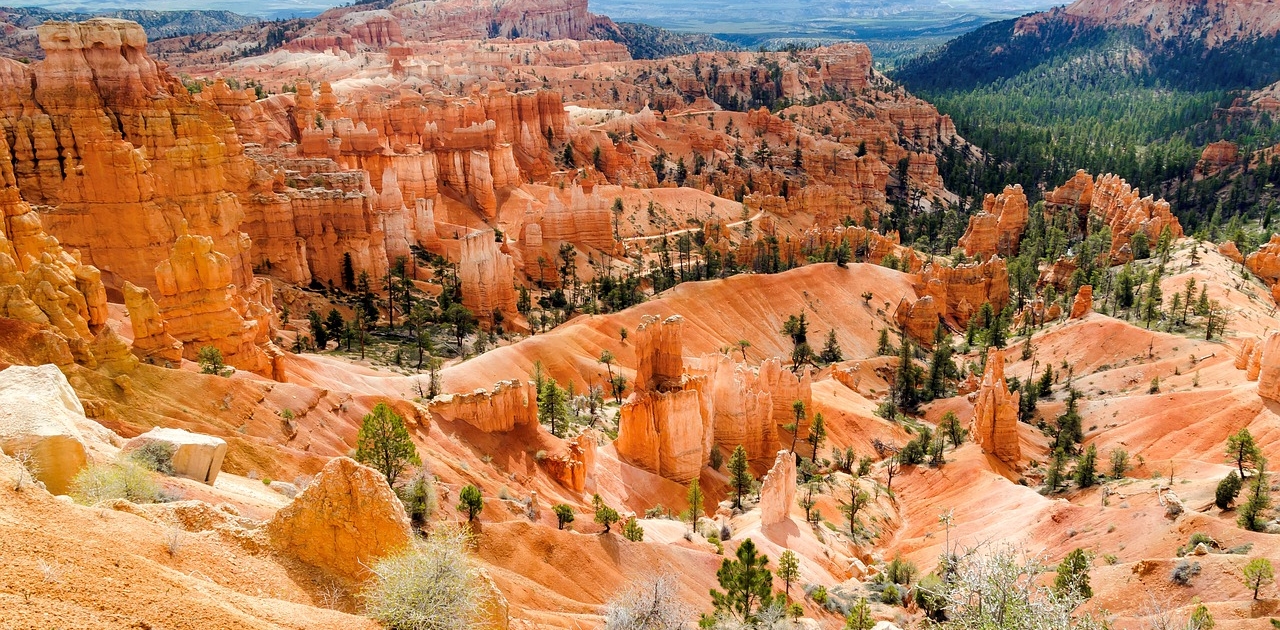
[364,526,483,630]
[70,460,160,505]
[879,583,903,605]
[397,471,437,525]
[129,441,175,475]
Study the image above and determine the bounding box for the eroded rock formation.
[153,230,271,376]
[1257,332,1280,403]
[542,431,596,493]
[1070,285,1093,319]
[1246,235,1280,303]
[958,185,1028,258]
[758,449,796,526]
[267,456,413,583]
[1045,171,1183,262]
[459,230,518,329]
[634,314,686,392]
[122,281,182,366]
[616,388,709,483]
[428,379,536,432]
[915,257,1011,328]
[970,348,1021,465]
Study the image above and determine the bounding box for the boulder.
[266,457,413,582]
[0,364,89,494]
[759,450,796,526]
[123,427,227,485]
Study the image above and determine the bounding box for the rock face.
[616,314,719,483]
[1045,171,1183,262]
[1198,141,1239,177]
[759,357,812,441]
[428,379,536,432]
[916,257,1011,328]
[0,364,89,494]
[705,354,776,462]
[459,230,518,329]
[1219,241,1244,264]
[1246,235,1280,303]
[266,457,413,583]
[0,133,107,364]
[542,432,596,493]
[153,231,272,376]
[122,427,227,485]
[634,315,687,392]
[616,388,709,483]
[758,449,796,526]
[0,19,256,295]
[1070,285,1093,319]
[970,348,1021,465]
[122,281,182,366]
[896,295,941,345]
[958,184,1028,258]
[1257,332,1280,403]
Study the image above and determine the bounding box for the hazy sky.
[10,0,337,18]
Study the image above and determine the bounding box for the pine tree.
[686,479,704,530]
[553,503,574,529]
[538,378,568,437]
[354,403,421,487]
[807,413,826,461]
[820,330,843,363]
[622,517,645,542]
[728,445,753,509]
[1053,548,1093,599]
[1238,461,1271,532]
[710,538,775,621]
[1227,428,1262,478]
[456,484,483,522]
[1216,470,1242,510]
[1074,444,1098,488]
[1045,448,1067,493]
[777,550,800,598]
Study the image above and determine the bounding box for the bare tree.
[604,573,693,630]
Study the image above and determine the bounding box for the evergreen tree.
[1216,470,1242,510]
[1074,444,1098,488]
[553,503,574,529]
[1053,548,1093,600]
[728,445,753,509]
[354,402,421,487]
[686,479,704,530]
[622,517,645,541]
[308,309,328,350]
[456,484,483,522]
[1238,461,1272,532]
[709,538,775,622]
[807,413,827,461]
[777,550,801,598]
[820,330,844,363]
[1227,428,1262,478]
[1045,448,1067,493]
[538,378,568,437]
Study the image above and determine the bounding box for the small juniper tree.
[1238,461,1272,532]
[686,479,704,530]
[457,484,484,522]
[1243,557,1275,599]
[709,538,774,622]
[777,550,800,599]
[1216,470,1242,510]
[1053,548,1093,600]
[553,503,574,530]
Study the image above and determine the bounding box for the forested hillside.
[896,14,1280,235]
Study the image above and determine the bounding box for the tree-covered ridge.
[895,12,1280,233]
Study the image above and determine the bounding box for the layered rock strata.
[970,348,1021,465]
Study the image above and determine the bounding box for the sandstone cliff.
[958,185,1028,259]
[428,379,536,432]
[758,449,796,526]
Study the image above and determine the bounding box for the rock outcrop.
[153,230,272,376]
[0,19,256,294]
[266,457,413,583]
[542,431,596,493]
[1257,332,1280,403]
[915,258,1011,328]
[705,354,776,461]
[428,379,536,432]
[122,427,227,485]
[758,449,796,526]
[895,295,941,345]
[122,281,182,366]
[634,314,686,392]
[1045,171,1183,261]
[616,388,709,483]
[1070,285,1093,319]
[0,364,90,494]
[1198,141,1239,177]
[1219,241,1244,264]
[459,230,518,329]
[958,184,1028,258]
[970,348,1021,465]
[759,357,812,440]
[1246,235,1280,303]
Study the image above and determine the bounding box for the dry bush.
[604,573,693,630]
[70,459,160,505]
[364,525,483,630]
